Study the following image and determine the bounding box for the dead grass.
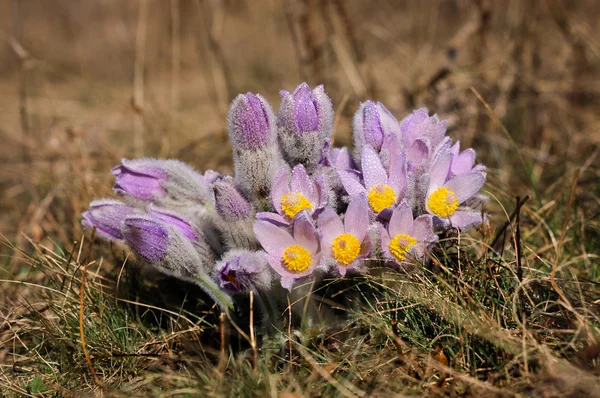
[1,0,599,396]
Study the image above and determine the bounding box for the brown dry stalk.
[249,290,257,366]
[133,0,148,157]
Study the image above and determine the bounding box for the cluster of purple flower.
[82,83,486,309]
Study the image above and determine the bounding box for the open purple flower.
[379,201,437,265]
[425,148,486,230]
[215,250,272,292]
[352,101,401,164]
[318,195,371,276]
[253,212,321,289]
[82,199,139,241]
[338,146,407,214]
[258,164,326,225]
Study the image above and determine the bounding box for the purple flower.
[279,83,333,135]
[228,93,287,200]
[278,83,334,171]
[82,199,139,241]
[379,201,437,265]
[112,158,214,209]
[228,93,277,150]
[338,146,407,214]
[318,195,371,276]
[400,108,447,149]
[122,214,232,309]
[352,101,401,164]
[202,169,222,184]
[258,164,326,224]
[112,159,168,200]
[215,250,272,292]
[146,207,198,241]
[253,212,321,289]
[450,141,486,177]
[122,215,170,263]
[212,177,253,221]
[425,148,486,230]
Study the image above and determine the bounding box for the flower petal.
[388,201,413,237]
[293,212,319,254]
[344,194,369,239]
[378,224,392,259]
[270,169,289,214]
[256,211,289,226]
[361,146,388,188]
[338,170,366,196]
[253,220,295,256]
[451,148,476,175]
[411,215,435,243]
[291,164,314,200]
[388,150,407,197]
[317,208,344,258]
[428,147,452,190]
[445,172,485,204]
[450,210,484,230]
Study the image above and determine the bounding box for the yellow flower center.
[331,233,361,265]
[282,244,312,272]
[280,192,313,218]
[428,187,459,217]
[389,233,417,262]
[367,184,397,213]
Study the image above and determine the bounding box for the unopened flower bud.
[228,93,277,150]
[212,177,252,221]
[352,101,401,165]
[215,250,272,292]
[122,215,232,309]
[82,199,139,241]
[278,83,334,171]
[212,177,259,250]
[228,93,287,201]
[112,158,215,211]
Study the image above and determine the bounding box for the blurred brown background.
[1,0,599,246]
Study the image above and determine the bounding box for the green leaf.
[29,377,47,394]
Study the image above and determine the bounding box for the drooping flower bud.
[215,250,272,292]
[112,158,215,211]
[227,93,287,201]
[352,101,401,166]
[212,177,259,250]
[81,199,139,241]
[278,83,334,172]
[122,215,233,309]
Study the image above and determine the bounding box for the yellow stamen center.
[282,244,312,272]
[389,233,417,262]
[281,192,313,218]
[331,233,361,265]
[367,184,396,213]
[428,187,459,217]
